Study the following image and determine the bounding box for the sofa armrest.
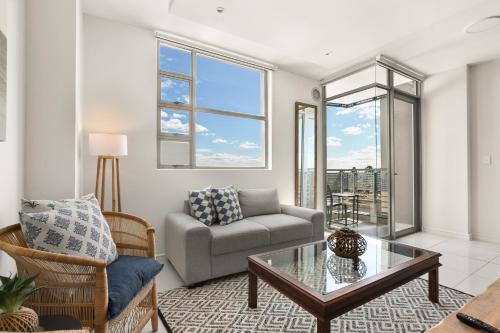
[165,213,212,285]
[281,205,325,241]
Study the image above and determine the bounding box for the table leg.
[428,268,439,303]
[248,270,257,308]
[317,317,330,333]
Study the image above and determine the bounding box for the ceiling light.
[216,6,224,13]
[465,16,500,34]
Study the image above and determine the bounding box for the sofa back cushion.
[238,188,280,218]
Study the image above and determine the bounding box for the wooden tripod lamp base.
[89,133,127,212]
[95,155,122,212]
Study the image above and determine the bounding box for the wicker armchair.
[0,212,158,333]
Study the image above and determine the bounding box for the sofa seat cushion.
[210,219,270,256]
[247,214,313,244]
[106,255,163,319]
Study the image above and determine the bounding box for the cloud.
[161,78,175,89]
[212,138,227,144]
[160,119,209,136]
[172,113,186,119]
[239,141,259,149]
[356,103,380,120]
[336,108,356,116]
[195,123,208,133]
[327,145,380,169]
[335,103,380,120]
[196,153,264,168]
[161,118,188,134]
[196,148,212,153]
[342,126,363,135]
[161,79,190,104]
[360,122,371,129]
[326,136,342,147]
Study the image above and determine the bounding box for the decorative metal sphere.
[327,227,367,259]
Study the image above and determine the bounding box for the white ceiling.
[82,0,500,79]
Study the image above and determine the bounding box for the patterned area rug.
[158,273,471,333]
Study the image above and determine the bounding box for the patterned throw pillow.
[188,190,217,226]
[211,186,244,225]
[18,194,118,264]
[21,199,66,213]
[20,194,97,213]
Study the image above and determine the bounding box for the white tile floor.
[396,232,500,296]
[142,232,500,333]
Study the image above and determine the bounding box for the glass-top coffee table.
[247,237,441,333]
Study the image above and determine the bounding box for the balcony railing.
[326,167,389,223]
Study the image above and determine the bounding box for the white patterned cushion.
[20,194,99,213]
[20,198,66,213]
[189,190,217,226]
[211,186,244,225]
[18,194,118,263]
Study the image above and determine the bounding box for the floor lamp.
[89,133,128,212]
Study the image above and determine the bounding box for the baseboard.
[156,253,166,258]
[421,227,471,240]
[471,233,500,245]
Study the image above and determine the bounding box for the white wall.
[421,66,470,238]
[0,0,25,275]
[75,0,84,197]
[82,15,320,255]
[25,0,82,199]
[469,58,500,243]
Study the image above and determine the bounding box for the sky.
[159,44,264,167]
[159,43,384,169]
[326,101,382,170]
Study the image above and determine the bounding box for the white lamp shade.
[89,133,128,156]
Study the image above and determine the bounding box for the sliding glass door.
[323,62,421,239]
[392,95,419,237]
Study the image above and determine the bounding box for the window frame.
[156,40,269,169]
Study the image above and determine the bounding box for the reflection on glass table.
[257,237,424,295]
[326,255,367,284]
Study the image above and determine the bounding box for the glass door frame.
[322,59,423,240]
[390,90,421,239]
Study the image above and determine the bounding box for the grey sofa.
[165,188,325,285]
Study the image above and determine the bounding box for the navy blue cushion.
[106,255,163,319]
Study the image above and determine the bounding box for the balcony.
[326,167,389,228]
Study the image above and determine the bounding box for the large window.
[157,41,268,168]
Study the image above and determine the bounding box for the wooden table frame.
[248,240,441,333]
